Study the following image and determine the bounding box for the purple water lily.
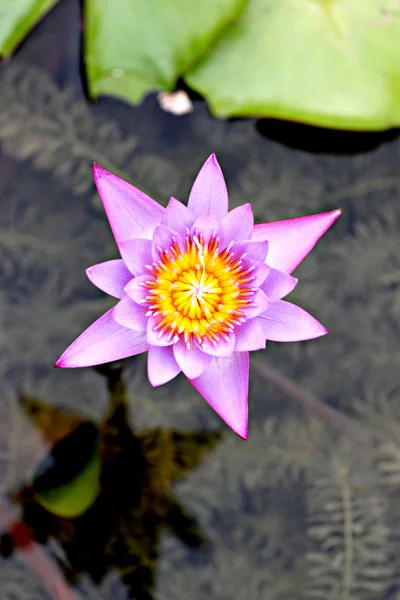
[55,155,340,438]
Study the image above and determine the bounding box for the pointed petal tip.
[219,411,248,439]
[54,352,73,369]
[208,153,222,169]
[93,165,164,247]
[92,162,110,186]
[53,350,84,369]
[188,352,249,438]
[92,162,102,178]
[234,422,248,440]
[331,208,342,220]
[188,153,228,219]
[253,207,343,274]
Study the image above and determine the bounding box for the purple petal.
[147,316,174,346]
[93,164,164,247]
[148,345,181,386]
[232,240,269,262]
[247,262,270,287]
[173,338,213,378]
[152,224,183,260]
[261,268,298,302]
[252,209,342,274]
[199,332,235,357]
[86,260,132,299]
[192,211,222,244]
[119,239,153,276]
[189,352,249,439]
[55,308,148,368]
[257,300,328,342]
[234,320,267,351]
[187,154,228,220]
[162,197,195,236]
[221,204,254,243]
[124,274,152,305]
[241,289,270,319]
[112,296,147,331]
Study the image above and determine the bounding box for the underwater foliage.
[304,438,393,600]
[0,65,138,196]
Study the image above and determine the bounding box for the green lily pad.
[0,0,58,55]
[2,0,400,129]
[84,0,248,103]
[186,0,400,130]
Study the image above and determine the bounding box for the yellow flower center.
[144,232,257,348]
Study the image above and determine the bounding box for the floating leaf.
[2,0,400,129]
[84,0,247,103]
[187,0,400,129]
[0,0,58,55]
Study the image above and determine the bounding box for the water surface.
[1,1,400,599]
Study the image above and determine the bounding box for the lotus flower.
[55,155,340,438]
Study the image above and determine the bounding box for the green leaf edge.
[84,0,249,106]
[183,79,399,131]
[0,0,59,56]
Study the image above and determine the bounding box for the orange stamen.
[143,231,257,348]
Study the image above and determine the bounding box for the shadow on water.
[255,119,400,155]
[0,362,222,600]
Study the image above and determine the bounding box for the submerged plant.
[55,155,340,438]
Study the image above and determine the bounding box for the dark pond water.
[1,1,400,599]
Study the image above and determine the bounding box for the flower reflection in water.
[1,361,222,600]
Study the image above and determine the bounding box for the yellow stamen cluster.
[142,231,257,349]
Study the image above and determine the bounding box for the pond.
[1,1,400,599]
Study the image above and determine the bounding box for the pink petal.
[187,154,228,220]
[257,300,327,342]
[55,308,148,368]
[112,296,148,331]
[162,197,195,236]
[192,211,222,244]
[173,338,213,378]
[93,164,164,247]
[234,320,267,351]
[147,316,174,346]
[247,262,270,287]
[86,260,132,299]
[261,268,298,302]
[221,204,254,243]
[232,240,269,262]
[152,224,183,260]
[189,352,249,439]
[242,289,270,319]
[199,332,235,357]
[148,345,181,386]
[119,239,153,276]
[124,274,152,304]
[252,209,342,274]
